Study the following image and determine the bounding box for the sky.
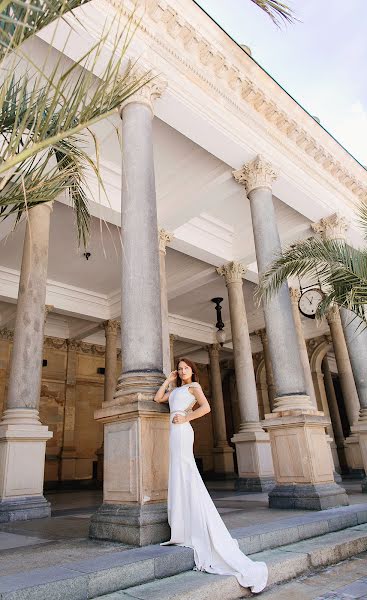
[196,0,367,167]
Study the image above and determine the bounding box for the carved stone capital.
[44,305,54,323]
[326,304,341,325]
[207,343,221,357]
[67,339,79,352]
[255,328,267,344]
[216,261,247,285]
[289,287,301,304]
[103,320,121,336]
[158,228,174,254]
[233,155,278,195]
[120,73,167,116]
[0,327,13,341]
[311,213,349,241]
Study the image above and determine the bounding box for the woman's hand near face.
[167,370,178,384]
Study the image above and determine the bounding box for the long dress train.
[161,382,268,594]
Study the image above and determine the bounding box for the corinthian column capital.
[216,261,247,285]
[289,287,301,304]
[326,304,341,325]
[232,155,278,195]
[119,73,167,116]
[311,213,349,241]
[158,228,174,254]
[207,343,221,357]
[103,319,121,336]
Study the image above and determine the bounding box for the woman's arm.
[172,384,211,424]
[153,371,177,403]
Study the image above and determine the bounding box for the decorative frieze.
[0,328,13,341]
[216,261,247,285]
[233,155,278,195]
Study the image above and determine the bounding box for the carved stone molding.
[326,304,341,325]
[206,343,221,357]
[158,228,174,254]
[119,73,167,115]
[289,287,301,304]
[78,342,105,356]
[44,337,67,351]
[216,261,247,284]
[0,327,13,341]
[255,329,267,344]
[44,305,54,323]
[66,339,79,352]
[103,320,121,336]
[106,0,367,203]
[233,155,278,195]
[311,213,349,241]
[306,333,332,359]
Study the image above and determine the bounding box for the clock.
[298,288,324,319]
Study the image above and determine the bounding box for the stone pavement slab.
[0,532,51,551]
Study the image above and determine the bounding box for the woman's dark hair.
[175,357,200,387]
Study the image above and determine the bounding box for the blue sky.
[196,0,367,166]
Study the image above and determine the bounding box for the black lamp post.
[211,297,226,345]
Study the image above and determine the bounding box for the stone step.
[98,523,367,600]
[0,503,366,600]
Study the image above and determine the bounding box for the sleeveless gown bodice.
[161,382,268,594]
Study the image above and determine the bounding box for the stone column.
[322,357,348,472]
[96,320,120,485]
[90,78,170,546]
[326,306,363,473]
[0,203,53,522]
[217,262,274,491]
[233,155,347,510]
[207,344,234,476]
[313,214,365,476]
[169,334,176,372]
[256,329,276,410]
[289,287,317,408]
[60,339,78,482]
[159,229,174,377]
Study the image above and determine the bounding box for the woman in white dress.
[154,357,268,594]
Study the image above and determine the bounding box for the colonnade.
[1,80,366,544]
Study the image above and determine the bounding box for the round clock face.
[298,288,324,319]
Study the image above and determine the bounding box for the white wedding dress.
[161,382,268,594]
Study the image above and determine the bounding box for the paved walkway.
[261,552,367,599]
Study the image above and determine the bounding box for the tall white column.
[207,344,234,476]
[0,203,53,522]
[169,334,176,372]
[233,155,347,510]
[289,287,317,408]
[90,78,171,546]
[217,261,274,490]
[159,229,174,377]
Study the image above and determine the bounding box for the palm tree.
[0,0,149,246]
[257,203,367,325]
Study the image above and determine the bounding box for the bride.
[154,357,268,594]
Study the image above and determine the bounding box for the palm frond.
[356,199,367,241]
[0,0,92,61]
[250,0,294,25]
[257,237,367,323]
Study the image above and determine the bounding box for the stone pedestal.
[232,428,275,492]
[264,410,348,509]
[90,399,170,545]
[355,411,367,492]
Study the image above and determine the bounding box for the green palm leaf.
[250,0,294,24]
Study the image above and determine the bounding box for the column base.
[344,433,364,471]
[89,502,169,546]
[0,495,51,523]
[231,428,274,485]
[362,478,367,493]
[213,445,235,477]
[268,482,349,510]
[235,476,275,493]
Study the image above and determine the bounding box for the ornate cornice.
[311,213,349,241]
[105,0,366,204]
[216,261,247,284]
[159,228,174,254]
[233,155,278,195]
[0,329,110,356]
[103,319,121,336]
[119,73,167,115]
[289,287,301,304]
